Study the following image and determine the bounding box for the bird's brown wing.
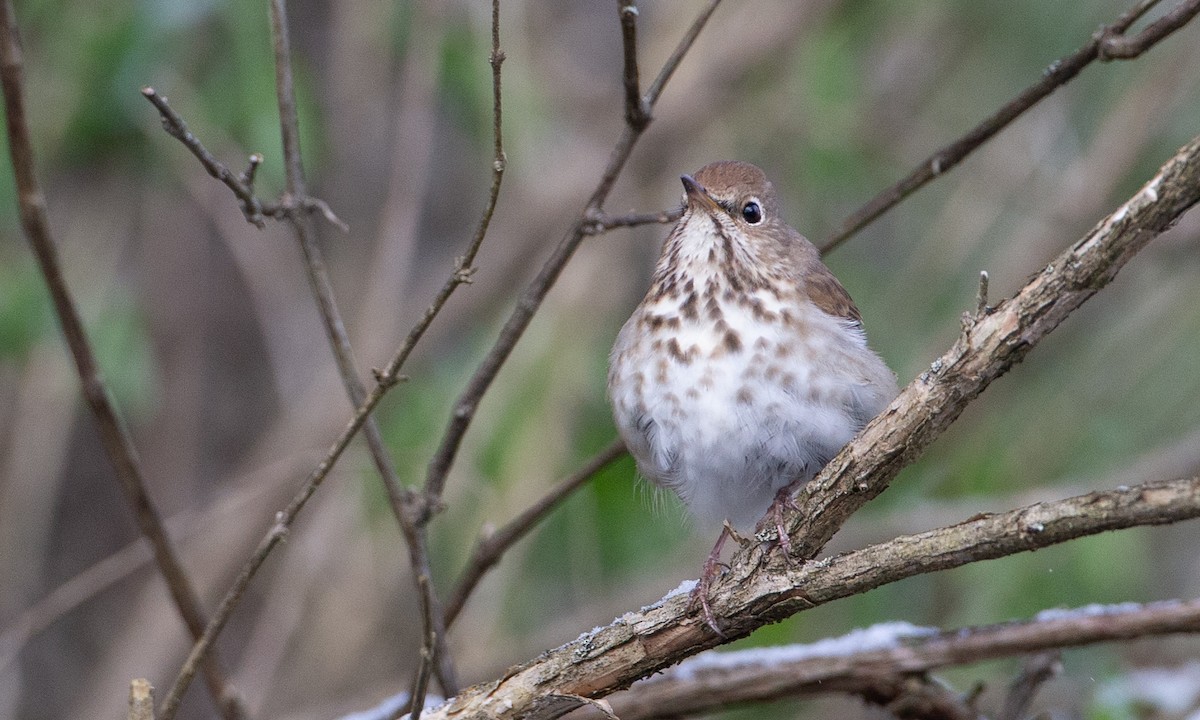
[805,264,863,325]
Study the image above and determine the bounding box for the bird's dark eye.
[742,200,763,224]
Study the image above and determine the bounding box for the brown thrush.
[607,161,897,630]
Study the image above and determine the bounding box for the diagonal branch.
[1099,0,1200,59]
[443,438,627,628]
[584,2,1200,255]
[775,132,1200,567]
[413,130,1200,719]
[0,5,250,720]
[142,87,347,231]
[818,0,1195,254]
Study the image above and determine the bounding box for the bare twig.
[1000,652,1061,720]
[265,0,457,702]
[421,476,1200,719]
[588,600,1200,719]
[141,88,347,231]
[582,207,681,235]
[0,6,247,720]
[159,516,287,720]
[141,87,269,227]
[1099,0,1200,59]
[619,1,648,129]
[420,0,723,526]
[443,438,627,627]
[818,0,1195,253]
[574,2,1199,253]
[407,3,508,715]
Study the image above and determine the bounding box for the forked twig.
[156,0,510,716]
[1098,0,1200,59]
[141,87,347,231]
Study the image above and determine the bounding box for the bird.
[607,160,897,631]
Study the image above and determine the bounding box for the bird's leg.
[758,481,804,561]
[689,524,733,636]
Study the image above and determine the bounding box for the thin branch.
[421,0,723,522]
[422,476,1200,720]
[141,87,347,231]
[818,0,1194,254]
[1000,652,1061,720]
[407,3,508,715]
[0,6,247,720]
[589,600,1200,719]
[412,129,1200,718]
[443,438,627,627]
[619,0,648,130]
[159,515,288,720]
[586,0,1196,292]
[266,0,457,702]
[1099,0,1200,59]
[582,207,682,235]
[141,87,268,227]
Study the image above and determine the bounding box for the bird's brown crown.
[691,160,782,218]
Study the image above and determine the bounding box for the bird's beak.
[680,174,722,214]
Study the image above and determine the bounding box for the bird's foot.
[688,524,733,637]
[755,484,803,563]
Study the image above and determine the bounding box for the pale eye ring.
[742,199,764,224]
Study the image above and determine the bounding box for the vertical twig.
[0,4,248,720]
[266,0,459,698]
[406,2,506,716]
[619,0,648,129]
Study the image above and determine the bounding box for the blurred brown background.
[1,1,1200,718]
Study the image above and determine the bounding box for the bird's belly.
[611,320,864,531]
